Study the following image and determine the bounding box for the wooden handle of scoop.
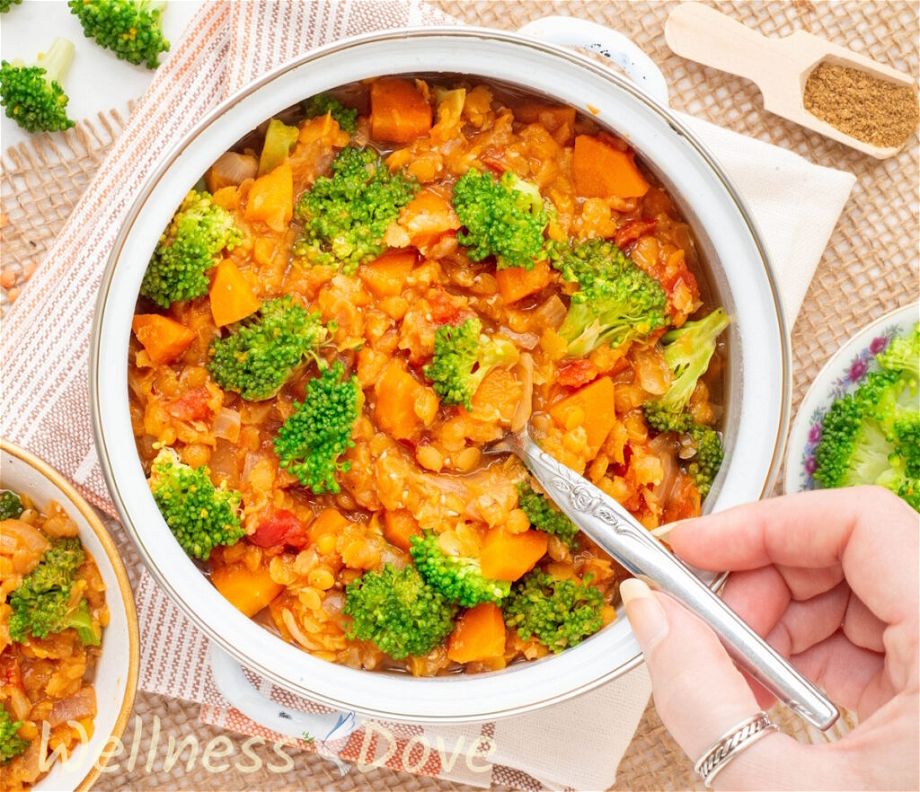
[665,2,776,86]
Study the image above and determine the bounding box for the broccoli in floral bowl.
[785,304,919,510]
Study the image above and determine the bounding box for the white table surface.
[1,0,202,150]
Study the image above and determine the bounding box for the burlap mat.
[1,1,916,789]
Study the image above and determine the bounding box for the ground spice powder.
[803,62,918,148]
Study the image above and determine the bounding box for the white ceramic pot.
[91,22,790,726]
[1,440,139,791]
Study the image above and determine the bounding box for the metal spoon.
[487,426,839,731]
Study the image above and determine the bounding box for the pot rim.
[90,25,790,722]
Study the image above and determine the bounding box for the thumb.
[619,578,841,790]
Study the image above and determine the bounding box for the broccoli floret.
[0,708,28,764]
[343,564,457,659]
[423,317,519,409]
[8,537,101,645]
[502,571,604,653]
[208,297,328,401]
[517,482,578,548]
[273,362,360,494]
[813,366,919,513]
[877,323,919,379]
[68,0,170,69]
[451,169,548,270]
[891,413,920,478]
[148,447,244,560]
[303,93,358,133]
[293,146,417,273]
[551,239,668,357]
[140,189,242,308]
[0,38,75,133]
[0,490,24,520]
[814,369,900,490]
[653,308,730,414]
[1,0,23,14]
[409,533,510,607]
[644,407,724,498]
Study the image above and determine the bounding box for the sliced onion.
[209,152,258,189]
[241,452,262,482]
[511,352,534,433]
[214,407,241,443]
[9,687,31,720]
[499,327,539,350]
[49,686,97,727]
[282,609,321,651]
[532,294,566,330]
[0,520,50,555]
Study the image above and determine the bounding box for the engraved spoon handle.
[512,431,838,731]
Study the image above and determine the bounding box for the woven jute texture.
[1,1,917,790]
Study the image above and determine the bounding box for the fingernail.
[620,579,669,649]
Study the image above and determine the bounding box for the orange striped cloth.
[0,2,857,789]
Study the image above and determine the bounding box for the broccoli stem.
[36,38,75,87]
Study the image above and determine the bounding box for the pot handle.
[517,16,670,106]
[208,643,361,747]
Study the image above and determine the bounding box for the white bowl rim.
[90,26,791,723]
[784,302,918,495]
[0,438,140,792]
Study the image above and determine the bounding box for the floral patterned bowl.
[784,303,918,495]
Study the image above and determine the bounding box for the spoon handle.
[515,432,839,731]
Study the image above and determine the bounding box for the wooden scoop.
[665,2,916,158]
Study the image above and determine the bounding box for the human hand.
[620,487,919,790]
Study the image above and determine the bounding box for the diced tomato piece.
[614,219,657,249]
[166,387,213,422]
[249,509,309,549]
[427,288,463,325]
[557,359,600,389]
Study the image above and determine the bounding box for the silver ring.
[693,711,779,788]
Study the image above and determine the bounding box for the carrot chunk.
[383,509,421,552]
[447,603,506,664]
[370,78,432,143]
[309,508,350,545]
[209,260,260,327]
[573,135,649,199]
[359,249,418,298]
[480,528,549,581]
[244,162,293,232]
[495,259,551,304]
[131,314,196,365]
[549,376,616,456]
[374,358,425,440]
[210,560,283,617]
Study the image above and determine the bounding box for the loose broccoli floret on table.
[303,93,358,133]
[140,189,242,308]
[208,297,328,401]
[517,482,579,548]
[0,0,23,14]
[502,571,605,653]
[343,565,457,659]
[552,239,668,357]
[423,316,519,409]
[273,361,360,494]
[0,489,24,520]
[148,447,244,560]
[409,533,510,607]
[68,0,170,69]
[8,537,100,645]
[451,169,548,270]
[293,146,417,273]
[0,38,75,133]
[0,708,28,764]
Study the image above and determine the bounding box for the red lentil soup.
[128,77,726,677]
